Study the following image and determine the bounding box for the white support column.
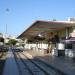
[24,38,28,49]
[66,28,69,39]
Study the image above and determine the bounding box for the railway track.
[21,52,67,75]
[13,51,49,75]
[13,51,67,75]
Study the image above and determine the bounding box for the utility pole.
[5,8,9,38]
[5,24,7,37]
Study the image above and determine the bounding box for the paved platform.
[27,50,75,75]
[2,49,19,75]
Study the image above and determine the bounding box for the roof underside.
[18,21,75,39]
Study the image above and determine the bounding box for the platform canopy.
[18,20,75,40]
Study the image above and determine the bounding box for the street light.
[5,8,9,38]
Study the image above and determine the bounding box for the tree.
[0,33,4,43]
[0,33,2,35]
[0,37,4,43]
[8,39,17,45]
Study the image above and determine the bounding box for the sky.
[0,0,75,37]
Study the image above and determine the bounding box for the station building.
[18,18,75,57]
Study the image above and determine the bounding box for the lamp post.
[5,8,9,38]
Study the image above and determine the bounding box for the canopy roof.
[18,20,75,40]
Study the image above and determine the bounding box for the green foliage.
[5,43,10,45]
[0,37,4,42]
[8,39,17,45]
